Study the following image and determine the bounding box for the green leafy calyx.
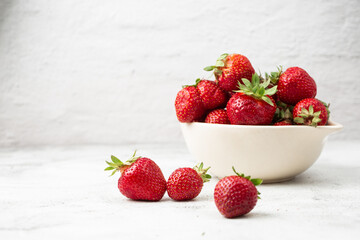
[193,162,211,183]
[182,78,202,89]
[293,105,322,127]
[232,166,263,198]
[273,101,294,124]
[203,53,229,76]
[265,66,283,85]
[235,73,277,106]
[104,150,140,176]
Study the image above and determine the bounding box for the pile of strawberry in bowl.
[175,53,342,183]
[175,53,329,126]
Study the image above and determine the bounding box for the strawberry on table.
[293,98,330,126]
[175,85,205,123]
[105,151,167,201]
[276,67,317,105]
[167,162,211,201]
[204,53,255,92]
[226,73,277,125]
[205,109,230,124]
[214,167,262,218]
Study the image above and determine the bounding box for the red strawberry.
[274,120,292,126]
[196,79,228,110]
[205,109,230,124]
[167,162,211,201]
[277,67,317,105]
[175,86,205,122]
[214,167,262,218]
[105,151,167,201]
[293,98,329,126]
[226,73,277,125]
[204,53,255,92]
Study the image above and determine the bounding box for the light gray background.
[0,0,359,147]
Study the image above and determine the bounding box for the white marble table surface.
[0,141,359,240]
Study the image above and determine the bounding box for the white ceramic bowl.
[180,121,343,183]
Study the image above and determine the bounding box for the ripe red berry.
[227,94,276,125]
[293,98,329,126]
[175,86,205,122]
[167,163,211,201]
[226,73,277,125]
[277,67,317,105]
[214,167,262,218]
[204,53,255,92]
[105,151,167,201]
[196,79,227,110]
[205,109,230,124]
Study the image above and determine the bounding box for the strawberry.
[175,86,205,122]
[214,167,262,218]
[204,53,255,92]
[196,79,228,110]
[226,73,277,125]
[274,120,292,126]
[167,162,211,201]
[105,151,167,201]
[293,98,330,126]
[205,109,230,124]
[276,67,317,105]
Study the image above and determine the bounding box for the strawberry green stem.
[193,162,211,183]
[264,65,283,85]
[234,73,277,106]
[182,78,202,89]
[232,166,263,198]
[294,105,322,127]
[104,150,140,176]
[203,53,229,76]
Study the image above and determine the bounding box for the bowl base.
[212,175,296,184]
[262,177,295,184]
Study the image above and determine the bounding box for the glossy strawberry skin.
[196,80,227,110]
[293,98,328,126]
[274,120,292,126]
[226,93,276,125]
[277,67,317,105]
[175,86,205,122]
[118,158,167,201]
[205,109,230,124]
[216,54,255,92]
[214,176,258,218]
[167,168,203,201]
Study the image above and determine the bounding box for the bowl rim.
[180,120,343,129]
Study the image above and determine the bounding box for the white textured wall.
[0,0,359,146]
